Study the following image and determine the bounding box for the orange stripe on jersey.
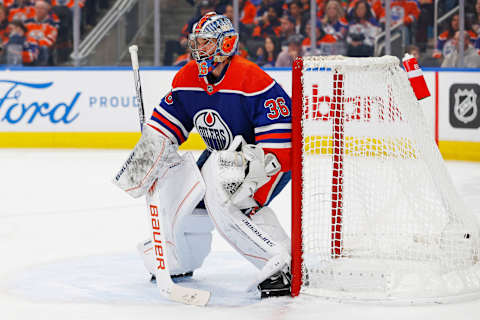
[152,110,186,143]
[147,123,169,139]
[255,133,292,142]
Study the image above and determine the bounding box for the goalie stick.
[128,45,146,131]
[128,45,210,306]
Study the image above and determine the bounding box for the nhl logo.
[449,84,480,129]
[454,89,477,124]
[194,109,233,150]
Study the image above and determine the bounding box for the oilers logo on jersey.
[29,29,45,41]
[194,109,233,150]
[165,92,174,105]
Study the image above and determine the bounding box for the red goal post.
[292,57,345,297]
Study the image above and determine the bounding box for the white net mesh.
[299,55,480,303]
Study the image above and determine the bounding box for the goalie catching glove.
[217,136,281,210]
[113,125,181,198]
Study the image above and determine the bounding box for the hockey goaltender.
[113,12,293,304]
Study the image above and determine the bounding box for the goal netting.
[290,55,480,304]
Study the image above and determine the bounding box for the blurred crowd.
[0,0,111,66]
[166,0,480,68]
[1,0,479,68]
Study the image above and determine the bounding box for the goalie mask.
[188,12,239,78]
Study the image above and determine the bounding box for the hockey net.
[291,55,480,303]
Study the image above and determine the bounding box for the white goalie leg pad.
[174,207,213,274]
[140,152,213,276]
[146,177,210,306]
[251,207,291,255]
[138,208,213,276]
[137,239,156,276]
[112,125,181,198]
[201,150,290,271]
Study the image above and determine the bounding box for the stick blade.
[169,284,211,306]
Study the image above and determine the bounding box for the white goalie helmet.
[188,12,239,77]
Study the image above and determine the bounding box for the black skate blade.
[260,287,291,298]
[150,271,194,283]
[258,271,291,299]
[171,271,193,279]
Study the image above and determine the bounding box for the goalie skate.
[258,270,291,298]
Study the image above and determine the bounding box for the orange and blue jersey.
[433,30,477,58]
[322,17,348,41]
[25,15,58,47]
[347,17,380,46]
[379,0,420,26]
[21,35,39,63]
[2,0,16,8]
[147,55,292,206]
[8,4,35,22]
[51,0,85,8]
[4,34,39,64]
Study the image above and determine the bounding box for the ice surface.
[0,149,480,320]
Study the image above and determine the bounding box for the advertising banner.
[0,68,437,132]
[438,72,480,142]
[0,69,174,132]
[0,67,478,160]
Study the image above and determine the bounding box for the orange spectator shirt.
[240,0,257,25]
[252,20,281,38]
[302,33,337,48]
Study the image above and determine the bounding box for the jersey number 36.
[264,97,290,120]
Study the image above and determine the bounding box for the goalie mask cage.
[290,55,480,304]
